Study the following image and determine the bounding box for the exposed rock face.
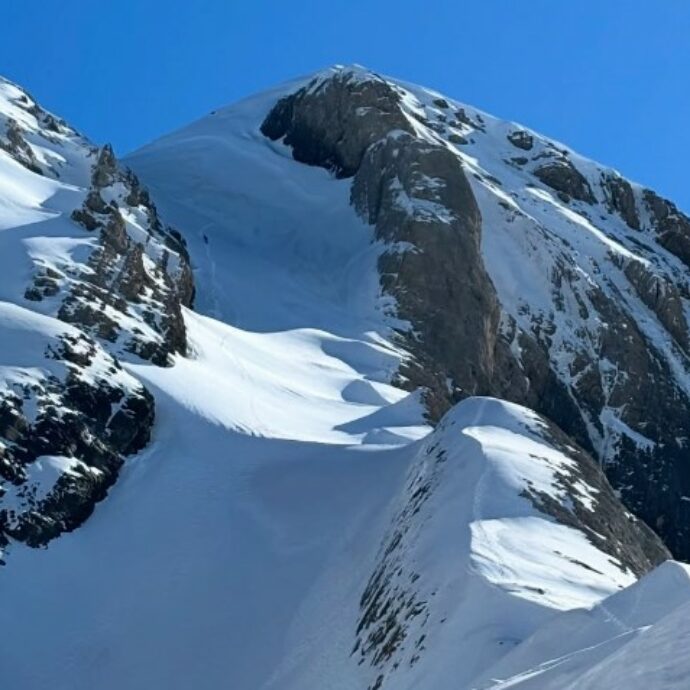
[261,67,690,559]
[0,306,153,550]
[0,76,194,556]
[59,145,194,365]
[0,118,42,174]
[525,412,670,574]
[624,260,689,352]
[534,159,596,203]
[261,70,414,177]
[644,188,690,269]
[351,132,502,417]
[603,172,640,229]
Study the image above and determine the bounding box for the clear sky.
[3,1,690,209]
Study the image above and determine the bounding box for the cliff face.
[261,66,690,558]
[0,77,193,552]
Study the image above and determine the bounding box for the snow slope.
[0,72,433,689]
[127,74,392,335]
[129,64,690,464]
[0,383,648,690]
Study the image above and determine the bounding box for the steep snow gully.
[0,66,689,689]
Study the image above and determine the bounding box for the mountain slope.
[0,385,666,690]
[253,66,690,558]
[131,64,690,558]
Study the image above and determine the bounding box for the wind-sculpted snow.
[475,561,690,689]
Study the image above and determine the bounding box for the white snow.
[475,561,690,689]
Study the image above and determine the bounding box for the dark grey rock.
[63,146,194,364]
[534,159,596,203]
[602,173,640,229]
[0,332,154,548]
[447,132,467,145]
[261,71,414,178]
[507,129,534,151]
[91,144,118,188]
[583,285,690,557]
[352,132,503,417]
[0,118,42,175]
[644,189,690,269]
[525,415,670,575]
[624,260,689,352]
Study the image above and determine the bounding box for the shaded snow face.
[475,561,690,690]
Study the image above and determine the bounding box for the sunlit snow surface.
[0,68,688,690]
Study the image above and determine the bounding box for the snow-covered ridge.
[263,397,668,690]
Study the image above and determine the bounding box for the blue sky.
[3,1,690,209]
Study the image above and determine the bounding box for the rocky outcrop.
[602,172,640,229]
[507,129,534,151]
[262,72,524,421]
[0,307,154,551]
[351,132,503,417]
[644,188,690,269]
[525,412,670,574]
[583,285,690,554]
[534,159,596,203]
[0,77,195,557]
[261,69,414,177]
[55,144,194,365]
[624,260,689,352]
[0,118,42,174]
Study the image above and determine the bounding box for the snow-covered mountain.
[129,65,690,559]
[1,65,689,689]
